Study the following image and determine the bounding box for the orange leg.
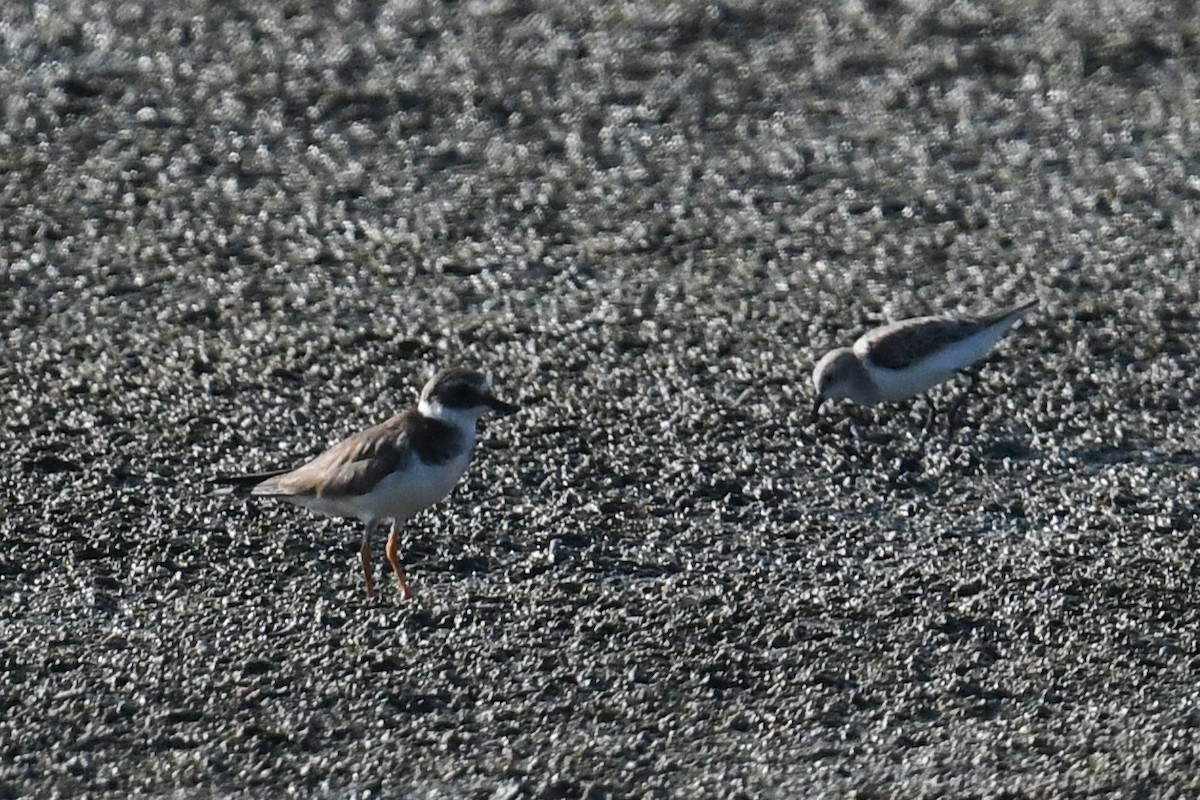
[385,524,414,602]
[360,523,376,600]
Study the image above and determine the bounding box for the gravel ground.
[3,1,1200,797]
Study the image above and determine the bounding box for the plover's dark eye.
[441,383,482,409]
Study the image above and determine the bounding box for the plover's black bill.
[485,394,519,415]
[810,394,825,422]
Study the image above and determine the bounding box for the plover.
[811,298,1038,421]
[213,367,518,602]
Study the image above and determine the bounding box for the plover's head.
[418,367,518,423]
[811,348,864,419]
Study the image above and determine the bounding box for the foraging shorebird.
[811,298,1038,422]
[213,367,518,601]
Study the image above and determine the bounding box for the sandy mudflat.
[2,2,1199,797]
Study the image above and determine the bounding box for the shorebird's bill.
[485,393,519,415]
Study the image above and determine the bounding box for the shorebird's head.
[811,348,863,420]
[418,367,519,425]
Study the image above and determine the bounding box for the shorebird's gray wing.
[856,316,980,370]
[250,413,419,499]
[857,299,1037,371]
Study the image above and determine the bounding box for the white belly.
[290,450,473,524]
[865,328,1007,403]
[364,450,472,521]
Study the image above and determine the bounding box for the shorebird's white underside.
[859,324,1013,403]
[278,446,474,524]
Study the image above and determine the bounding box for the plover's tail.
[209,468,292,497]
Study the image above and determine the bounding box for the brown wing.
[253,412,418,499]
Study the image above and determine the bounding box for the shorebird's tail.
[985,297,1038,328]
[209,468,292,497]
[1010,297,1039,316]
